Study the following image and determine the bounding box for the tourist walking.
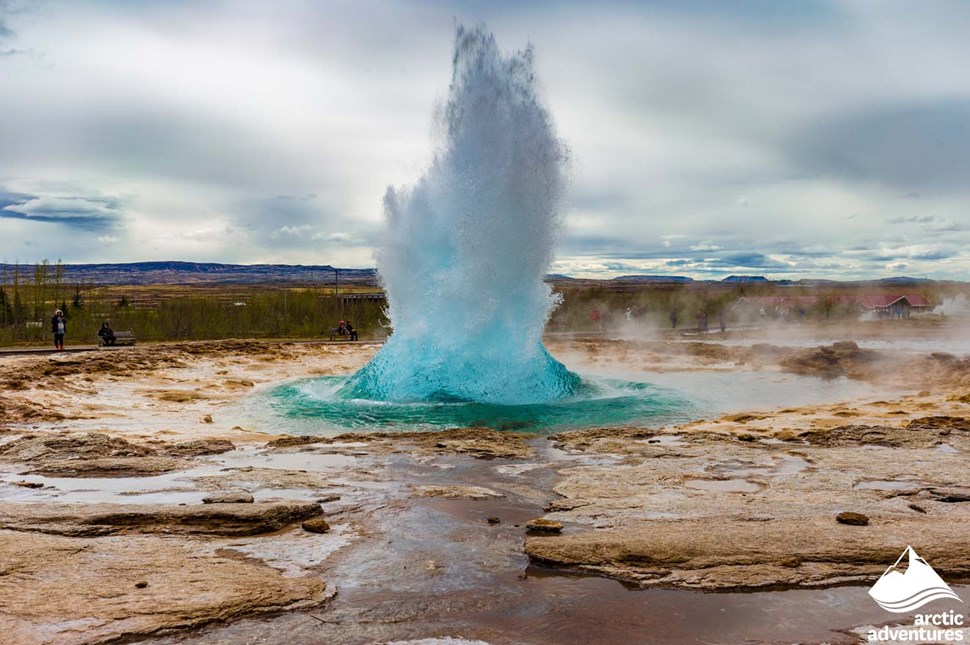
[51,309,66,350]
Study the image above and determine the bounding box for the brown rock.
[525,517,970,590]
[0,500,322,537]
[487,516,501,524]
[0,432,155,461]
[526,518,563,533]
[931,488,970,503]
[412,485,505,500]
[202,493,254,504]
[302,517,331,534]
[836,512,869,526]
[167,438,235,457]
[27,456,183,478]
[0,530,327,644]
[266,435,323,448]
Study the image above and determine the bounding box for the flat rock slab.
[0,432,155,461]
[25,456,183,478]
[166,438,236,457]
[0,501,322,537]
[412,485,505,500]
[525,517,970,591]
[0,530,327,645]
[202,493,255,504]
[268,427,534,460]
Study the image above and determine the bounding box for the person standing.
[345,321,359,341]
[51,309,66,350]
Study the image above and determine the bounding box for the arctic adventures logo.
[867,545,965,643]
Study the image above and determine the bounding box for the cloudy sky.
[1,0,968,279]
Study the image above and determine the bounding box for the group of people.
[335,320,358,341]
[52,308,361,350]
[49,310,117,350]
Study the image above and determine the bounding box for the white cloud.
[0,1,967,279]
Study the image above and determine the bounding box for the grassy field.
[0,261,963,346]
[0,278,389,346]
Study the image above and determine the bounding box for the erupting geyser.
[343,26,581,404]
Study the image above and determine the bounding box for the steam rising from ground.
[934,294,970,316]
[343,26,580,404]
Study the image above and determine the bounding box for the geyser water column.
[343,26,581,405]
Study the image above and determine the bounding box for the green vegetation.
[0,261,958,346]
[0,262,388,346]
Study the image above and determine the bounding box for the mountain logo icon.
[869,545,963,613]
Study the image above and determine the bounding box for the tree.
[13,291,26,325]
[118,295,130,308]
[71,285,84,311]
[0,287,10,326]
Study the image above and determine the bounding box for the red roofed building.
[732,294,930,320]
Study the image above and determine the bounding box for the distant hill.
[612,275,694,283]
[0,262,954,290]
[875,276,935,285]
[0,262,378,286]
[721,275,769,283]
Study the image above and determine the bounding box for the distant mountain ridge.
[0,261,377,286]
[0,262,951,287]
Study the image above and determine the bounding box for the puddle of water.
[494,463,545,477]
[705,455,810,479]
[684,479,761,493]
[0,447,360,504]
[228,524,356,578]
[217,448,355,471]
[938,443,959,454]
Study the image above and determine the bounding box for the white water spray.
[343,26,580,404]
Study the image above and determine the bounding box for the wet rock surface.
[268,427,534,460]
[166,438,235,457]
[1,334,968,643]
[0,500,323,537]
[525,518,563,533]
[202,492,254,504]
[538,387,970,592]
[0,530,328,645]
[412,485,506,500]
[525,518,970,589]
[0,432,156,461]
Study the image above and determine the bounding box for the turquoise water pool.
[263,375,696,435]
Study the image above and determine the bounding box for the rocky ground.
[0,326,967,644]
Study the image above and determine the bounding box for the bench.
[98,331,136,347]
[327,327,360,341]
